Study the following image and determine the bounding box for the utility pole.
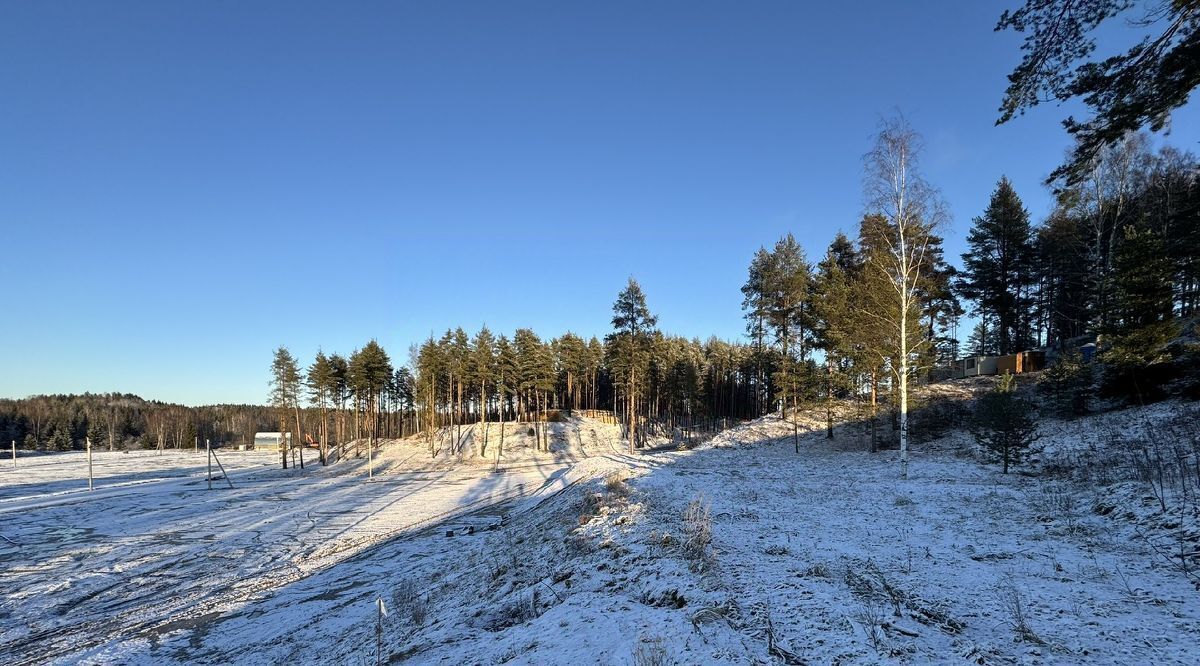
[86,436,94,491]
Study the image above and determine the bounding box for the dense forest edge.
[4,127,1198,465]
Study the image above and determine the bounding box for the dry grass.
[997,579,1045,645]
[390,578,431,627]
[681,494,714,572]
[632,635,670,666]
[605,470,630,497]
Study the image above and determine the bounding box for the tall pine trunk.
[628,368,636,454]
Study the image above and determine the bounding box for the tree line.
[0,393,277,453]
[733,120,1199,472]
[7,123,1194,475]
[960,134,1199,358]
[270,283,768,464]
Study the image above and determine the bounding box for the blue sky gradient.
[3,1,1197,405]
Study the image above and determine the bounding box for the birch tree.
[862,117,948,479]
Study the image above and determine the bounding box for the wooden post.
[10,440,14,469]
[86,436,93,491]
[368,437,374,480]
[206,438,212,490]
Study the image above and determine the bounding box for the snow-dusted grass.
[0,449,282,503]
[0,421,638,665]
[4,400,1198,664]
[369,407,1200,665]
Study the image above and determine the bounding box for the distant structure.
[956,355,999,378]
[950,350,1046,379]
[996,350,1046,375]
[253,432,291,451]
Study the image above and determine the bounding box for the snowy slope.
[364,407,1200,665]
[4,402,1198,664]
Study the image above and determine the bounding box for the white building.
[956,356,998,378]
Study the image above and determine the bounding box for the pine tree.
[996,0,1200,183]
[450,328,470,443]
[415,338,443,455]
[391,366,415,437]
[306,351,336,464]
[514,328,554,450]
[494,334,517,459]
[1112,226,1175,332]
[472,326,495,456]
[348,341,392,458]
[328,353,350,450]
[609,278,658,453]
[86,420,106,450]
[270,346,303,469]
[555,333,588,411]
[812,234,856,439]
[48,422,72,451]
[966,320,997,357]
[586,337,605,410]
[970,375,1039,474]
[1036,207,1092,346]
[742,248,774,416]
[850,215,899,453]
[958,177,1037,354]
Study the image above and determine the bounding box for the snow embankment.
[370,404,1200,665]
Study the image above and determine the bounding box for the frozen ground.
[0,418,638,665]
[3,403,1198,664]
[0,448,281,504]
[368,405,1200,665]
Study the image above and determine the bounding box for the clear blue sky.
[2,1,1197,405]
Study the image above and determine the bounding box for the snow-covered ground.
[0,418,639,664]
[351,407,1199,665]
[3,402,1198,664]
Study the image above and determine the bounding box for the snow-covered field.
[3,403,1198,664]
[0,419,639,664]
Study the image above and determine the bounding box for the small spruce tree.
[87,421,107,449]
[1037,350,1093,418]
[970,375,1039,474]
[49,425,72,452]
